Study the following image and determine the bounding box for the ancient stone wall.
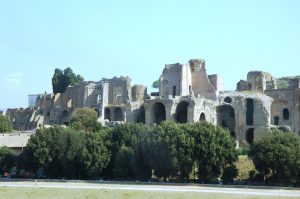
[189,59,217,100]
[160,63,183,98]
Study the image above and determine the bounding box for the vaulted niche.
[104,108,111,121]
[283,108,289,120]
[62,110,68,117]
[217,105,236,134]
[152,102,166,124]
[114,107,123,121]
[246,128,254,145]
[199,112,206,121]
[246,98,254,125]
[274,116,279,125]
[175,101,189,123]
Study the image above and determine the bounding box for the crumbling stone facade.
[6,59,300,146]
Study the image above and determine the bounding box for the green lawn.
[0,187,294,199]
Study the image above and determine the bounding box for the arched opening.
[224,97,232,103]
[137,106,145,124]
[94,109,100,117]
[246,128,254,145]
[283,108,289,120]
[104,108,111,121]
[246,98,254,125]
[176,101,189,123]
[217,105,235,133]
[199,112,206,121]
[62,110,68,117]
[152,102,166,124]
[274,116,279,125]
[114,107,123,121]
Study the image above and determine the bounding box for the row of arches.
[104,107,123,122]
[151,101,206,124]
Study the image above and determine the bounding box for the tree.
[70,108,102,132]
[0,115,13,133]
[104,123,152,179]
[51,69,64,94]
[249,130,300,185]
[52,67,84,94]
[25,126,110,179]
[81,130,111,178]
[145,122,185,180]
[152,79,160,89]
[0,147,17,174]
[185,122,237,182]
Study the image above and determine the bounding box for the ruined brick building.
[4,59,300,146]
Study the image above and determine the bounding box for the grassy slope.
[236,155,255,180]
[0,187,291,199]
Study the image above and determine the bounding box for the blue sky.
[0,0,299,109]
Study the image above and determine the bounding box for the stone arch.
[152,102,166,124]
[62,110,68,117]
[283,108,289,120]
[274,116,279,125]
[114,107,123,121]
[217,105,235,133]
[176,101,189,123]
[199,112,206,121]
[246,128,254,145]
[137,106,145,124]
[104,108,111,121]
[224,97,232,103]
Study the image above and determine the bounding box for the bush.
[0,147,17,175]
[249,130,300,186]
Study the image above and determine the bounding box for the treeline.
[13,122,237,183]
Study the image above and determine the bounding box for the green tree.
[113,145,136,179]
[104,123,152,179]
[70,108,102,132]
[186,122,237,182]
[152,79,160,89]
[0,147,17,174]
[52,67,84,94]
[249,130,300,185]
[51,68,64,94]
[81,130,111,178]
[0,115,13,133]
[145,122,183,180]
[25,126,110,179]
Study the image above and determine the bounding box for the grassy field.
[0,187,295,199]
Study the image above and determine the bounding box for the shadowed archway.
[152,102,166,124]
[176,101,189,123]
[217,105,236,134]
[114,107,123,121]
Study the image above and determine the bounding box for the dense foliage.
[70,108,102,132]
[0,115,13,133]
[6,122,238,182]
[151,79,160,89]
[52,67,84,94]
[249,130,300,186]
[0,147,17,174]
[22,126,110,179]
